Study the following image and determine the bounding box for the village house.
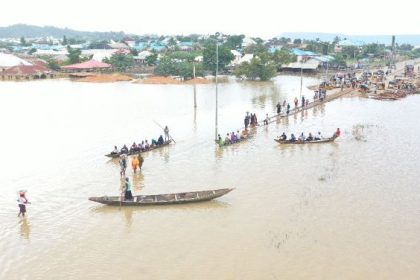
[133,51,152,65]
[61,60,112,72]
[0,53,51,80]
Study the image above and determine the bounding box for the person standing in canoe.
[17,191,30,218]
[334,128,341,138]
[164,126,170,141]
[124,177,133,201]
[276,102,281,115]
[250,113,258,126]
[244,112,250,129]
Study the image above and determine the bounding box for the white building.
[0,53,32,69]
[242,37,256,48]
[82,49,118,61]
[230,50,242,65]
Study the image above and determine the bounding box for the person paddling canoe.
[124,177,133,201]
[164,126,170,141]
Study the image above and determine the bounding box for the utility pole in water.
[215,42,219,141]
[193,62,197,108]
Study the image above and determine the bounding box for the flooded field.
[1,76,420,279]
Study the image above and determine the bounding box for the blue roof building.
[134,42,147,51]
[291,48,316,56]
[150,43,166,52]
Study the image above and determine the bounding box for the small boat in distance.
[89,188,234,206]
[274,135,337,144]
[105,140,172,158]
[216,136,251,147]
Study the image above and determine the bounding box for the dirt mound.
[184,78,211,84]
[371,90,407,100]
[78,74,133,83]
[135,76,181,84]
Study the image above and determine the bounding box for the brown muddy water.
[1,76,420,279]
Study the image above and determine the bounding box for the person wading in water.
[17,191,30,218]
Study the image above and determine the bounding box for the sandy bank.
[134,76,211,85]
[77,73,133,83]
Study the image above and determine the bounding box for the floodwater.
[1,76,420,279]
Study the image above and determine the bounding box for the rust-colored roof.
[2,64,49,75]
[62,60,111,70]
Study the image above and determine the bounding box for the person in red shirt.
[334,128,341,138]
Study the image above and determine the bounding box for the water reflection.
[132,172,145,192]
[214,145,224,161]
[124,208,133,228]
[249,81,282,110]
[193,107,197,132]
[91,200,230,215]
[19,218,31,240]
[106,158,119,166]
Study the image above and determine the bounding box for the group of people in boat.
[218,130,249,146]
[110,126,171,155]
[112,135,167,155]
[278,128,341,142]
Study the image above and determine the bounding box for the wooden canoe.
[274,136,337,144]
[105,140,172,158]
[216,136,251,147]
[89,188,234,206]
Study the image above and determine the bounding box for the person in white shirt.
[17,191,29,217]
[315,131,323,140]
[164,126,170,141]
[298,133,305,141]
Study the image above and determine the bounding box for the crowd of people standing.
[243,91,327,129]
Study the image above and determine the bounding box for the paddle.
[153,120,176,143]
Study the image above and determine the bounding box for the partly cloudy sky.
[2,0,419,37]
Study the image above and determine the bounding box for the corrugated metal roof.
[283,61,319,70]
[62,60,111,70]
[2,64,49,75]
[0,53,32,67]
[292,48,316,56]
